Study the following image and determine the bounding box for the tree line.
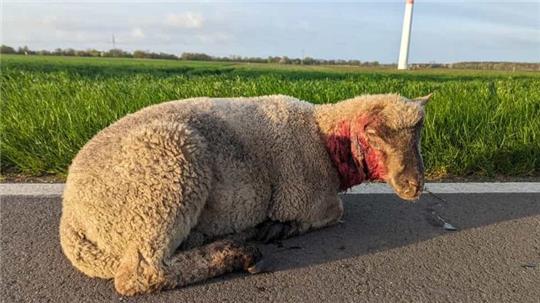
[1,45,538,71]
[410,62,539,72]
[0,45,383,67]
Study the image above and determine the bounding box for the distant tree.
[0,45,16,54]
[278,56,291,64]
[158,52,177,60]
[180,52,212,61]
[302,57,316,65]
[266,56,277,63]
[133,50,178,60]
[133,50,147,58]
[74,50,92,57]
[63,48,76,56]
[87,49,101,57]
[291,58,301,64]
[244,56,264,63]
[105,48,131,58]
[37,49,51,55]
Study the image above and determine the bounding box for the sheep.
[59,93,431,296]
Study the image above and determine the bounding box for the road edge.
[2,182,540,197]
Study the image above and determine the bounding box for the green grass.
[1,54,539,180]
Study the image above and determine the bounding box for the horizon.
[2,1,540,64]
[3,45,540,65]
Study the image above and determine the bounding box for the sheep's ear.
[413,93,433,106]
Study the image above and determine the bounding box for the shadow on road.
[256,193,540,272]
[1,193,539,302]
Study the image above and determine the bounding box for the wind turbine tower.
[398,0,414,70]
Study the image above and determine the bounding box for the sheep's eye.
[365,128,385,149]
[366,128,377,136]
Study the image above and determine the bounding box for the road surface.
[1,192,539,302]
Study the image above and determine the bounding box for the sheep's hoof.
[232,242,263,273]
[246,259,270,274]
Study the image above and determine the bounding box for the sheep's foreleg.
[115,239,262,296]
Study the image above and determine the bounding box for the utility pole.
[398,0,414,70]
[112,34,116,49]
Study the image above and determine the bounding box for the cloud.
[165,12,204,29]
[131,27,145,39]
[195,32,231,44]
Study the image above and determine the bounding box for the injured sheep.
[59,93,431,296]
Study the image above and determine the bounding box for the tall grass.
[1,55,539,179]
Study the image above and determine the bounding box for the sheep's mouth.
[389,181,423,201]
[395,189,422,201]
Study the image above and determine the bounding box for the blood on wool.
[355,115,388,181]
[325,116,387,190]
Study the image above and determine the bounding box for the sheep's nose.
[407,180,418,188]
[403,179,421,195]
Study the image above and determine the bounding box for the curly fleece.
[59,94,426,295]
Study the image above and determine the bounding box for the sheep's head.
[323,94,431,200]
[351,94,431,201]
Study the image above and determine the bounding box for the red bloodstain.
[356,115,387,181]
[325,115,387,190]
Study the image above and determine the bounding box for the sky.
[2,0,539,63]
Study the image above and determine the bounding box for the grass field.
[1,54,539,180]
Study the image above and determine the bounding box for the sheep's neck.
[324,118,386,190]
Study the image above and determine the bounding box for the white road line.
[348,182,540,194]
[0,183,65,197]
[1,182,540,197]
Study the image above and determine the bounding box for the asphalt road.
[1,193,539,303]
